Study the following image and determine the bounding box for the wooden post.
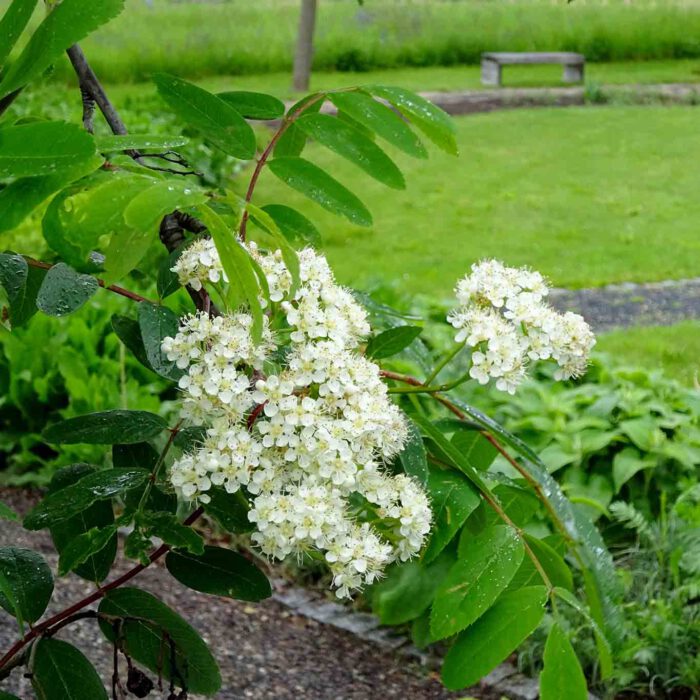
[293,0,318,92]
[481,58,502,87]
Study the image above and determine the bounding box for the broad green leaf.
[275,94,324,157]
[112,314,154,371]
[199,205,264,342]
[423,467,480,563]
[446,396,624,650]
[0,121,96,178]
[365,325,422,359]
[31,638,108,700]
[103,179,206,284]
[24,468,149,530]
[296,112,405,189]
[540,623,588,700]
[217,91,285,120]
[441,586,548,690]
[450,430,498,471]
[57,525,118,576]
[36,263,98,317]
[366,85,457,156]
[0,257,44,327]
[203,487,254,533]
[260,204,321,247]
[399,417,428,486]
[507,534,573,592]
[0,155,103,235]
[0,547,53,623]
[431,524,524,640]
[554,586,613,679]
[246,201,300,297]
[153,73,256,159]
[174,425,207,452]
[48,464,117,583]
[619,416,665,452]
[99,587,221,695]
[329,91,427,158]
[166,546,271,601]
[612,446,655,492]
[95,134,189,151]
[0,691,21,699]
[157,247,185,299]
[0,0,37,69]
[140,512,204,554]
[477,484,539,529]
[0,0,125,98]
[372,551,452,626]
[43,410,167,445]
[268,156,372,227]
[0,252,26,320]
[0,502,18,521]
[42,172,152,272]
[138,302,182,380]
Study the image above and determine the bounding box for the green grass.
[596,322,700,385]
[8,0,700,84]
[255,105,700,294]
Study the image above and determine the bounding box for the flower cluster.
[171,237,227,292]
[163,241,431,596]
[448,260,595,393]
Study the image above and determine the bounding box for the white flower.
[172,237,227,291]
[163,244,431,597]
[449,260,595,392]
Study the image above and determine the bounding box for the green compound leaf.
[329,91,427,159]
[0,121,97,178]
[95,134,189,152]
[111,314,152,371]
[0,0,125,98]
[0,0,37,69]
[423,467,480,564]
[217,90,285,120]
[430,524,524,641]
[508,533,574,592]
[295,112,405,189]
[0,547,53,624]
[441,586,548,690]
[24,468,149,531]
[36,263,98,317]
[398,417,428,486]
[99,587,221,696]
[259,204,321,248]
[48,464,117,583]
[365,325,422,359]
[274,93,324,158]
[153,72,256,159]
[31,638,108,700]
[138,302,182,380]
[43,410,168,445]
[540,622,589,700]
[166,546,271,601]
[365,85,457,156]
[268,156,372,227]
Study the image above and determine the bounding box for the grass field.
[255,105,700,294]
[596,322,700,385]
[8,0,700,84]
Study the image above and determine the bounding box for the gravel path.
[550,278,700,332]
[0,491,481,700]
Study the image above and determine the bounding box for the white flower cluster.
[448,260,595,393]
[163,242,431,597]
[171,237,227,291]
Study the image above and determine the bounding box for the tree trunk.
[293,0,318,92]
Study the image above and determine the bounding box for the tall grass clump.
[6,0,700,83]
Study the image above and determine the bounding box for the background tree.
[293,0,318,92]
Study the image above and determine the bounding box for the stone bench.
[481,52,585,87]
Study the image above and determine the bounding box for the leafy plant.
[0,1,617,697]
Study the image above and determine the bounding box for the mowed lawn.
[256,105,700,294]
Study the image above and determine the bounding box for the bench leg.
[563,63,584,83]
[481,59,502,87]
